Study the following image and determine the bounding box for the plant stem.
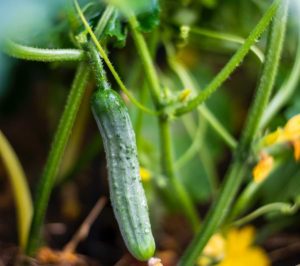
[94,6,115,37]
[3,40,84,62]
[26,5,114,255]
[183,26,264,62]
[86,43,110,90]
[26,63,90,255]
[174,0,281,117]
[126,14,200,228]
[233,202,298,227]
[128,16,161,107]
[227,156,284,223]
[260,2,300,128]
[178,1,288,264]
[159,117,200,232]
[175,115,206,169]
[168,56,237,149]
[181,114,219,195]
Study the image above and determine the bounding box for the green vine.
[174,0,281,117]
[179,1,288,264]
[4,40,85,62]
[25,5,114,255]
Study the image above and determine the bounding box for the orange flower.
[283,114,300,141]
[252,153,274,183]
[262,114,300,161]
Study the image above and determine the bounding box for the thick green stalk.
[86,43,110,90]
[26,63,90,255]
[174,0,281,117]
[25,6,114,255]
[3,40,84,62]
[159,117,200,232]
[260,2,300,128]
[179,1,288,265]
[126,14,200,228]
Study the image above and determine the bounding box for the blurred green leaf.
[259,157,300,204]
[137,0,160,32]
[104,11,127,47]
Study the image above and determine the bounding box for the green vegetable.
[89,43,155,260]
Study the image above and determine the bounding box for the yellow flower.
[140,167,152,182]
[262,114,300,161]
[283,114,300,141]
[219,226,270,266]
[252,153,274,183]
[198,227,270,266]
[197,234,225,266]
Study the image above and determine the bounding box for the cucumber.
[91,88,155,261]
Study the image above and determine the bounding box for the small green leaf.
[104,11,127,47]
[137,0,160,32]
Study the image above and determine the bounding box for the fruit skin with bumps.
[91,88,155,261]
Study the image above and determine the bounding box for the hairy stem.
[25,5,114,255]
[179,1,288,264]
[174,0,281,116]
[260,2,300,128]
[26,63,90,255]
[182,26,264,62]
[3,40,84,62]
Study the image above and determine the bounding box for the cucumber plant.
[1,0,296,265]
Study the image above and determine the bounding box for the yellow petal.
[198,233,225,265]
[218,247,270,266]
[203,233,226,257]
[252,154,274,183]
[262,128,284,146]
[292,139,300,161]
[283,114,300,141]
[226,226,255,254]
[140,167,152,182]
[218,227,271,266]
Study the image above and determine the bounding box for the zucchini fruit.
[91,88,155,261]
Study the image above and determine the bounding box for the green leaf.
[137,0,160,32]
[104,11,127,47]
[200,0,218,9]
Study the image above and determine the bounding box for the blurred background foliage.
[0,0,300,264]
